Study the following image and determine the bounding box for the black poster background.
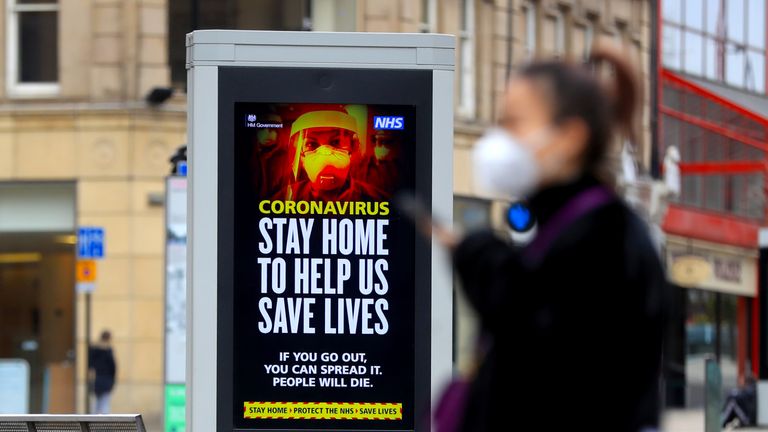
[232,102,417,431]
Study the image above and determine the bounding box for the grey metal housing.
[186,30,455,432]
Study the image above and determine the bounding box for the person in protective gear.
[288,110,385,201]
[355,129,401,193]
[250,112,291,198]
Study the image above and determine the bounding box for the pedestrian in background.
[450,41,668,431]
[89,330,117,414]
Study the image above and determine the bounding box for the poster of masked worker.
[242,103,412,203]
[232,102,418,431]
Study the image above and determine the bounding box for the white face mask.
[472,128,542,199]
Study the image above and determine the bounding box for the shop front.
[665,235,758,407]
[657,69,768,408]
[655,0,768,410]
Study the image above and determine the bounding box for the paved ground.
[663,409,768,431]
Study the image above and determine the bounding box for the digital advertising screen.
[232,102,418,431]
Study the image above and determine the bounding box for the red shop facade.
[658,0,768,407]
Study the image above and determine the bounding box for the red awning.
[663,205,759,248]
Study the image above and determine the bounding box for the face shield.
[290,111,359,192]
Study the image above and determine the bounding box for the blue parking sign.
[77,227,105,259]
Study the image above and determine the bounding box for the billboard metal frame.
[187,30,455,432]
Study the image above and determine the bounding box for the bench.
[0,414,146,431]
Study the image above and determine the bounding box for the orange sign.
[76,260,97,283]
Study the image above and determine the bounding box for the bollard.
[705,357,722,432]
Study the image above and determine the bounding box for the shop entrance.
[0,182,76,413]
[0,232,76,413]
[684,289,745,408]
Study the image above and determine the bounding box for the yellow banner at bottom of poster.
[243,401,402,420]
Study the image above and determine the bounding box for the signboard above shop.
[666,236,758,297]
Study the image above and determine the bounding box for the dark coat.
[454,176,668,431]
[89,346,117,395]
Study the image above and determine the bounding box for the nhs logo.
[373,116,404,130]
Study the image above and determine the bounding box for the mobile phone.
[394,193,456,248]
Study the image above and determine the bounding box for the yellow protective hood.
[290,110,358,136]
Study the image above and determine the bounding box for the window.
[684,30,704,74]
[454,196,491,232]
[458,0,475,117]
[615,20,629,46]
[551,9,565,58]
[662,0,682,22]
[662,0,766,94]
[660,77,768,219]
[583,19,594,59]
[663,24,683,70]
[168,0,313,88]
[419,0,437,33]
[541,8,565,58]
[6,0,59,97]
[312,0,356,32]
[522,1,538,60]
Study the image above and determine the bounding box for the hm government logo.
[246,114,257,128]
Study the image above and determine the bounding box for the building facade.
[0,0,185,425]
[0,0,650,428]
[658,0,768,409]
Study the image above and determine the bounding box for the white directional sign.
[0,359,29,414]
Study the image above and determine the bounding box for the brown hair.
[519,40,641,182]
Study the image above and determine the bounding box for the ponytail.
[588,41,642,142]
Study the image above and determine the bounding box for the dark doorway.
[0,232,76,413]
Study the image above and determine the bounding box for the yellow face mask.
[374,145,391,161]
[302,145,351,190]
